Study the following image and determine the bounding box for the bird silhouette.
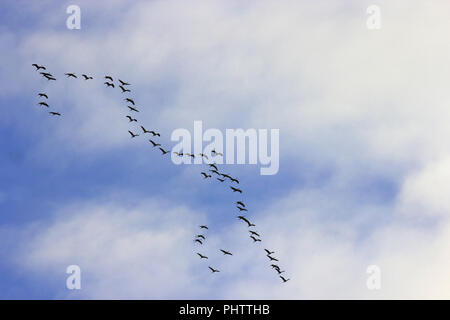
[43,74,56,81]
[250,236,261,242]
[209,169,220,175]
[201,172,212,179]
[220,249,232,256]
[149,140,161,147]
[267,255,279,262]
[209,164,218,170]
[238,216,255,227]
[173,152,183,156]
[237,206,248,212]
[230,186,243,193]
[126,115,137,122]
[127,106,139,112]
[185,153,195,158]
[119,79,130,86]
[249,231,260,237]
[159,147,169,155]
[81,74,93,80]
[230,177,240,184]
[275,269,285,275]
[125,98,135,105]
[119,85,130,93]
[128,130,139,138]
[199,153,208,160]
[197,253,208,259]
[265,249,275,255]
[217,178,225,182]
[104,82,115,88]
[38,93,48,99]
[200,225,208,229]
[32,64,46,70]
[211,149,223,156]
[38,102,49,107]
[236,201,245,208]
[105,76,113,81]
[271,264,280,270]
[280,276,290,283]
[40,72,52,77]
[194,239,203,245]
[149,131,161,137]
[209,266,220,273]
[196,235,206,240]
[140,126,151,133]
[65,73,77,78]
[49,112,61,116]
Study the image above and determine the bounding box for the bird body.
[149,140,161,147]
[230,186,243,193]
[209,266,220,273]
[65,73,77,78]
[104,82,115,88]
[126,115,137,122]
[220,249,233,256]
[197,253,208,259]
[159,147,169,155]
[38,93,48,99]
[128,130,139,138]
[49,112,61,116]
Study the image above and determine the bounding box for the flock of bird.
[31,63,290,283]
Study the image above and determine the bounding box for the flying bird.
[201,172,212,179]
[125,98,135,105]
[149,131,161,137]
[194,239,203,245]
[38,93,48,99]
[238,216,255,227]
[265,249,275,255]
[197,253,208,259]
[271,264,280,270]
[141,126,151,133]
[275,269,285,275]
[159,147,170,155]
[81,74,93,80]
[236,201,245,208]
[119,79,130,86]
[105,76,113,81]
[128,130,139,138]
[209,169,220,175]
[267,255,279,262]
[32,64,46,70]
[230,177,240,184]
[200,225,208,229]
[208,266,220,273]
[65,73,77,78]
[104,82,115,88]
[209,164,218,170]
[280,276,290,283]
[250,236,261,242]
[127,106,139,112]
[43,74,56,81]
[237,206,248,212]
[220,249,233,256]
[40,72,53,77]
[249,231,260,237]
[149,140,161,147]
[185,153,195,158]
[38,102,49,107]
[230,186,243,193]
[49,112,61,116]
[196,235,206,240]
[199,153,208,160]
[119,85,130,93]
[173,152,183,156]
[217,178,225,182]
[126,115,137,122]
[211,149,223,156]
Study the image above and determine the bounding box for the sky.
[1,0,450,299]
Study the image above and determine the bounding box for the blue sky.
[1,0,450,299]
